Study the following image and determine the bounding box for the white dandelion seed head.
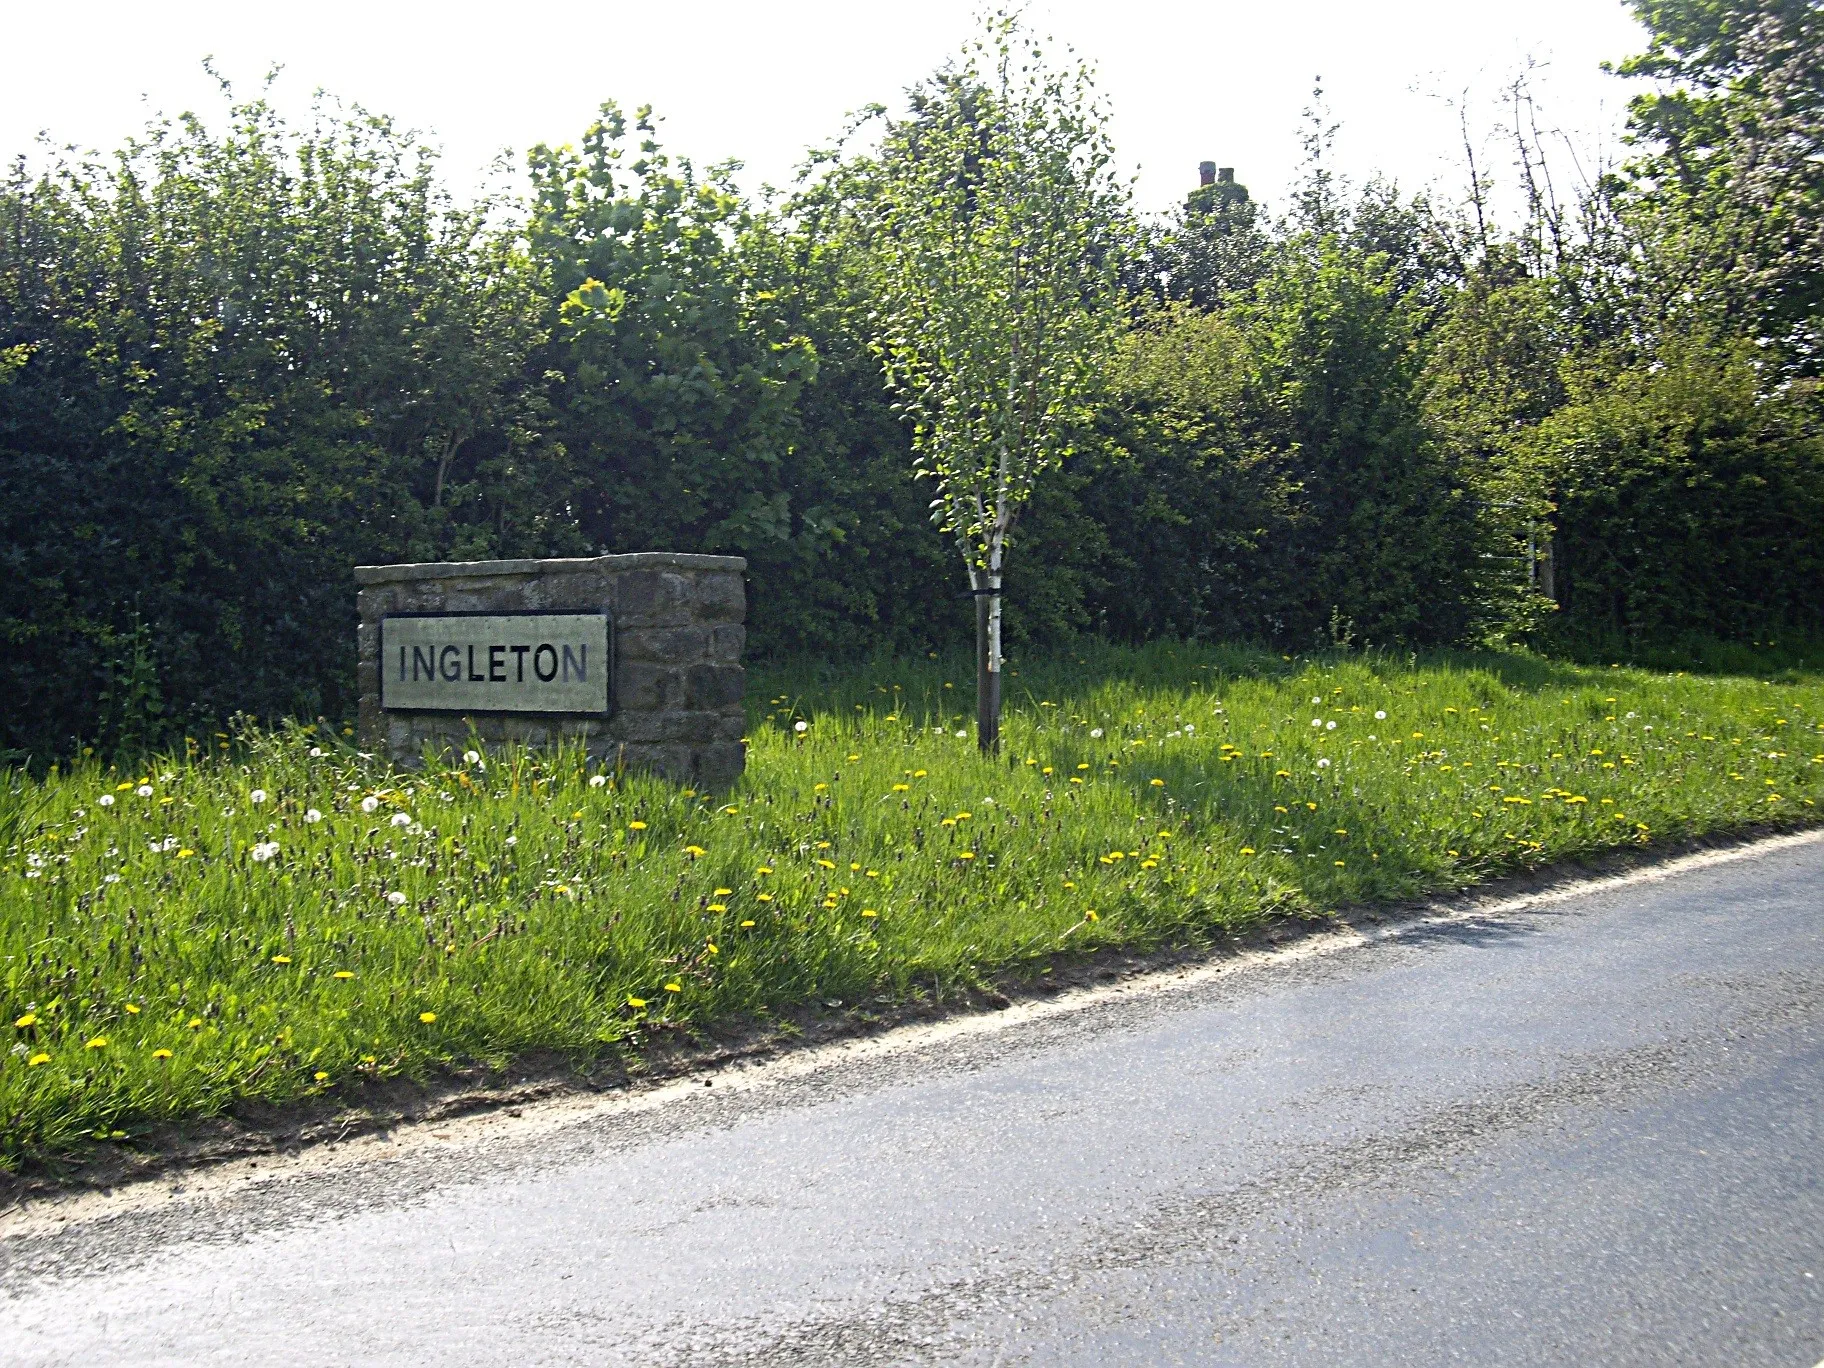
[104,873,122,884]
[159,773,174,783]
[390,812,412,828]
[304,809,323,824]
[1316,758,1332,769]
[1183,724,1194,733]
[504,835,517,847]
[1368,734,1378,741]
[464,750,481,765]
[1375,710,1387,720]
[589,775,607,788]
[360,796,380,814]
[386,891,408,906]
[955,729,968,739]
[98,794,115,807]
[309,746,323,758]
[249,789,267,805]
[250,841,280,863]
[1326,721,1337,731]
[794,721,809,733]
[1311,719,1323,728]
[136,785,153,798]
[1311,697,1322,705]
[1090,727,1104,739]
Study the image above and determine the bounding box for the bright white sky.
[6,1,1650,221]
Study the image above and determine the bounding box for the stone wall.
[355,552,746,788]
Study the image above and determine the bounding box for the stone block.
[615,663,684,711]
[618,627,709,665]
[690,574,746,624]
[707,624,747,662]
[686,664,745,710]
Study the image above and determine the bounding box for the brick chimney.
[1198,161,1216,187]
[1218,167,1235,184]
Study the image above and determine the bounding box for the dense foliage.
[3,1,1823,761]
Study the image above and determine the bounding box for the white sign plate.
[380,614,611,714]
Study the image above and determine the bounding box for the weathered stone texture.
[355,552,747,789]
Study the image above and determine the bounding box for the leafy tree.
[528,105,817,572]
[1538,341,1824,640]
[1616,0,1824,367]
[0,89,549,759]
[1125,166,1271,311]
[856,15,1128,751]
[1240,236,1481,646]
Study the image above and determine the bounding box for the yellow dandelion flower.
[684,845,707,858]
[958,851,976,860]
[86,1036,108,1049]
[152,1048,173,1060]
[757,866,773,875]
[1240,847,1256,856]
[271,955,292,965]
[628,821,647,831]
[315,1071,330,1082]
[817,858,836,869]
[124,1003,140,1014]
[755,892,773,902]
[14,1013,38,1028]
[333,971,354,980]
[714,887,733,896]
[664,982,682,993]
[861,909,878,918]
[187,1017,203,1029]
[1150,778,1165,787]
[913,770,927,778]
[708,903,728,913]
[740,919,756,927]
[627,997,647,1009]
[27,1052,50,1067]
[419,1012,437,1023]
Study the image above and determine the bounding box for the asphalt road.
[2,833,1821,1367]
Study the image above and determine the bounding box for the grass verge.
[3,640,1821,1170]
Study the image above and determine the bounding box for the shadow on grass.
[751,635,1821,727]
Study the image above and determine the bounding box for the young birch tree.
[867,17,1126,752]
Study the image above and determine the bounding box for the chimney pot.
[1198,161,1216,187]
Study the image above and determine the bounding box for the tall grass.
[2,641,1820,1167]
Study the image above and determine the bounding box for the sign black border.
[378,610,615,718]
